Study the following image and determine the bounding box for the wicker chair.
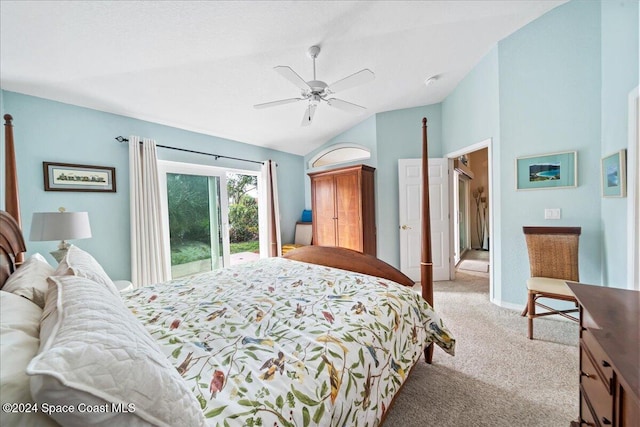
[521,226,581,339]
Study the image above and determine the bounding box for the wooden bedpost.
[4,114,23,263]
[421,117,434,364]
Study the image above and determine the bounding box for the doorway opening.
[165,171,227,278]
[447,142,492,279]
[158,161,260,280]
[227,172,260,266]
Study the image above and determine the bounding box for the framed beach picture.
[515,151,577,190]
[43,162,116,192]
[601,149,626,198]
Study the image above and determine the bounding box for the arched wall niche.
[308,143,371,168]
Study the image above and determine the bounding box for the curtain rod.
[115,136,265,165]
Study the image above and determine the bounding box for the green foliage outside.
[230,240,260,254]
[227,174,259,243]
[167,173,211,244]
[171,241,211,265]
[167,173,259,265]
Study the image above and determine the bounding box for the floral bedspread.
[123,258,455,427]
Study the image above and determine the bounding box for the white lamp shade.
[30,212,92,241]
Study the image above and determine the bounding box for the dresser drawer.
[581,329,614,392]
[581,347,614,425]
[580,394,597,426]
[619,384,640,427]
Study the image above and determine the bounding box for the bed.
[1,114,454,427]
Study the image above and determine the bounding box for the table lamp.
[30,207,92,262]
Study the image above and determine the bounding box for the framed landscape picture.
[43,162,116,192]
[601,149,626,198]
[515,151,577,190]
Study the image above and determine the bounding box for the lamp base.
[50,248,68,263]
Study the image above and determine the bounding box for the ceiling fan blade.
[327,69,375,94]
[326,98,366,113]
[274,66,311,91]
[301,104,317,127]
[254,98,304,109]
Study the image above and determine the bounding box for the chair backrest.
[294,222,313,245]
[523,226,581,282]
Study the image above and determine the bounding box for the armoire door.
[312,174,337,246]
[335,172,362,251]
[334,171,362,251]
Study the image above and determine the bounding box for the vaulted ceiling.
[0,1,566,155]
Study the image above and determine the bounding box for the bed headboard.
[2,114,26,288]
[0,211,26,287]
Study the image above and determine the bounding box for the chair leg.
[527,292,535,340]
[521,305,528,316]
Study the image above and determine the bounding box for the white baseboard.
[490,297,523,312]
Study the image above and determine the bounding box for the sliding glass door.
[159,162,230,279]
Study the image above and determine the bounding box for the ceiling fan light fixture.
[307,45,321,60]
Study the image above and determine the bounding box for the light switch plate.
[544,208,561,220]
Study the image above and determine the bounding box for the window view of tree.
[167,174,217,277]
[227,173,259,255]
[166,171,259,278]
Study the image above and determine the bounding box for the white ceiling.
[0,0,565,156]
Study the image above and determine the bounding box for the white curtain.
[259,160,281,257]
[129,136,169,287]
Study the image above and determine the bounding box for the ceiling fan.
[254,45,375,126]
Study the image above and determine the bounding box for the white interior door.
[399,158,450,281]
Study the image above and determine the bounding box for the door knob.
[401,225,412,230]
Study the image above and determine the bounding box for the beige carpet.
[457,259,489,273]
[383,271,579,426]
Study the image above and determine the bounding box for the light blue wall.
[1,91,305,281]
[442,47,500,153]
[600,0,639,286]
[441,46,502,299]
[375,105,442,266]
[497,0,603,304]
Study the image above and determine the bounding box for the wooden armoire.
[308,164,376,256]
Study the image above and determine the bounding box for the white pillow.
[3,253,54,308]
[53,245,119,297]
[0,291,60,427]
[26,275,206,427]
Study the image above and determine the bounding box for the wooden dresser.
[567,282,640,427]
[308,164,376,256]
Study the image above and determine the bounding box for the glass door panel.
[226,173,260,266]
[165,171,229,279]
